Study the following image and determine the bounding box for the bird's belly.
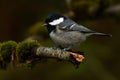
[50,31,86,47]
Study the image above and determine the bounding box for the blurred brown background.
[0,0,120,80]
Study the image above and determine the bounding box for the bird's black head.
[44,13,66,33]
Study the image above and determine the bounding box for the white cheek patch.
[49,17,64,25]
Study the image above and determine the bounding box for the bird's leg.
[63,45,73,51]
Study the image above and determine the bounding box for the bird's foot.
[63,45,73,51]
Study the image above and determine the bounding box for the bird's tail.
[92,32,112,37]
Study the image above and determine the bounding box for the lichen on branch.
[36,47,84,68]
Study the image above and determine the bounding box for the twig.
[35,47,85,68]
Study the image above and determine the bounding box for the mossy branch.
[0,40,84,69]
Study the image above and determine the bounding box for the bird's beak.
[42,23,47,26]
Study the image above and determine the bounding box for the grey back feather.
[58,19,94,33]
[58,19,112,37]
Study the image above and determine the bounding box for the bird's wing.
[58,19,95,33]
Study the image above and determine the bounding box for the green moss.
[0,41,17,61]
[16,40,40,63]
[0,41,17,69]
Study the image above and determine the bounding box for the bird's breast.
[50,30,86,47]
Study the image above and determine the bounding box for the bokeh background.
[0,0,120,80]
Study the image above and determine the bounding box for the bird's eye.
[49,17,64,26]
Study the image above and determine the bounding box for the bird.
[44,13,112,51]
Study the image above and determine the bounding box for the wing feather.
[58,19,94,33]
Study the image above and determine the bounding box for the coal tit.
[44,13,111,50]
